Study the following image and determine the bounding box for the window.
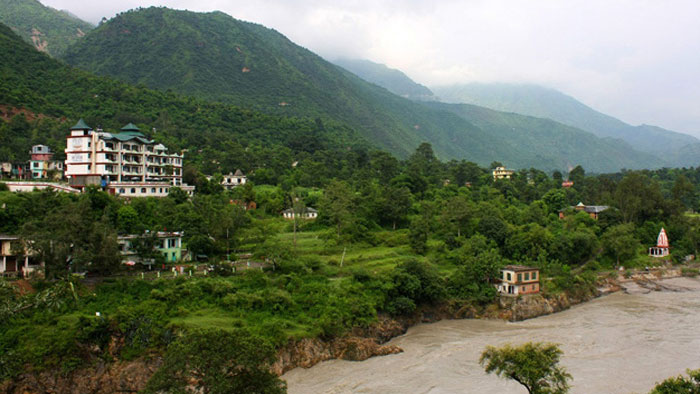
[525,272,530,281]
[119,188,125,194]
[151,188,156,193]
[507,272,511,281]
[533,285,536,291]
[87,141,91,148]
[130,188,136,194]
[522,286,526,292]
[517,273,522,282]
[532,272,537,280]
[159,188,163,193]
[141,188,146,193]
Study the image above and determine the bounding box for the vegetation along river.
[283,277,700,393]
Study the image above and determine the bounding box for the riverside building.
[64,119,194,197]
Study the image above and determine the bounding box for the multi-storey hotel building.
[65,119,193,197]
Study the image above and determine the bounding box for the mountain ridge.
[56,7,670,172]
[432,82,700,167]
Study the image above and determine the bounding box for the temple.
[648,228,670,257]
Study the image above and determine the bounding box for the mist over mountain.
[333,58,436,101]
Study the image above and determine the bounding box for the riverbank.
[2,266,691,393]
[284,275,700,393]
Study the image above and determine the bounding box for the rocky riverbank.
[2,267,688,393]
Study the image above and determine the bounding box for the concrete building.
[118,231,186,267]
[64,119,194,197]
[649,228,670,257]
[282,207,318,220]
[0,235,41,278]
[29,145,64,180]
[496,265,540,295]
[492,166,515,181]
[221,169,247,190]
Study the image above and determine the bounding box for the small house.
[559,202,609,220]
[496,265,540,295]
[649,228,670,257]
[282,207,318,220]
[118,231,186,267]
[492,166,514,181]
[0,235,42,278]
[221,169,247,190]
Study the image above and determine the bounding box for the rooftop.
[502,265,538,272]
[70,118,91,130]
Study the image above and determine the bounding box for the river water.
[283,277,700,394]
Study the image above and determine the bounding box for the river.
[283,277,700,393]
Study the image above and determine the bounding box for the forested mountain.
[0,0,93,56]
[0,21,368,179]
[424,102,665,172]
[432,83,700,167]
[59,7,663,172]
[333,58,436,101]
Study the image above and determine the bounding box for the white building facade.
[64,119,193,197]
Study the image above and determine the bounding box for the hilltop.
[0,0,93,56]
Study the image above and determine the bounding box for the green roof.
[70,118,91,130]
[104,133,153,144]
[120,122,141,132]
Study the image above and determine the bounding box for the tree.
[649,369,700,394]
[144,329,286,394]
[319,180,355,239]
[480,342,572,394]
[601,224,640,266]
[378,186,412,230]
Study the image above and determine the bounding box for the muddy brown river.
[283,277,700,393]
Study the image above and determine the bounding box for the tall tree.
[480,342,572,394]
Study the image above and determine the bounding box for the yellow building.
[492,166,514,180]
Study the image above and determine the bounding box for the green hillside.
[333,58,436,101]
[432,83,700,167]
[425,102,666,173]
[0,21,365,171]
[0,0,93,56]
[58,7,664,172]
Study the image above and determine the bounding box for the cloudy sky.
[43,0,700,136]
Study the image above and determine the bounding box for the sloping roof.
[101,133,153,144]
[121,123,141,132]
[70,118,91,130]
[583,205,609,213]
[233,169,245,177]
[502,265,538,272]
[0,234,19,241]
[566,203,609,214]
